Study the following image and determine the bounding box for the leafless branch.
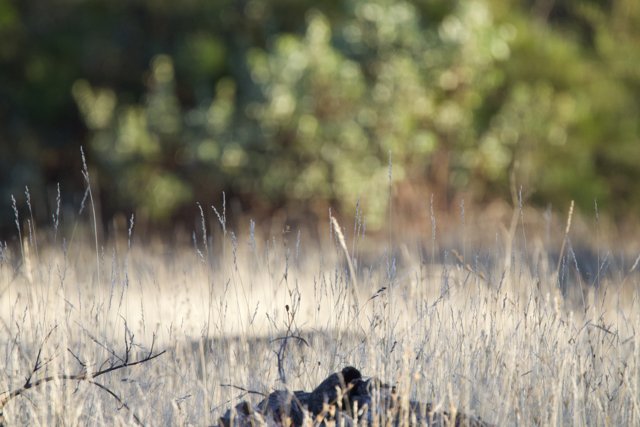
[271,304,308,385]
[219,384,267,397]
[0,327,165,427]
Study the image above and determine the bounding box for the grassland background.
[1,195,639,425]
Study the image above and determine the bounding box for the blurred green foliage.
[1,0,639,229]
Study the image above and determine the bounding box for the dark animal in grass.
[218,366,493,426]
[307,366,363,417]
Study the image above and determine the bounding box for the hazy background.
[1,0,639,237]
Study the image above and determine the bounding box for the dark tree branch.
[0,327,165,427]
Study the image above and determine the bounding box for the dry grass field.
[1,201,639,426]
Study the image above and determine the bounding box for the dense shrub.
[1,0,639,229]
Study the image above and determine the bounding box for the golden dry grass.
[1,211,639,426]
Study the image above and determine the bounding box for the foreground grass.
[0,212,639,426]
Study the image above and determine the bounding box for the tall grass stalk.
[330,215,358,309]
[80,146,100,286]
[24,186,39,262]
[10,195,23,263]
[51,183,61,243]
[556,200,575,277]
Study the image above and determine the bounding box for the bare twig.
[0,350,165,409]
[273,305,298,384]
[270,335,309,347]
[24,326,59,388]
[219,384,267,397]
[271,303,310,385]
[0,327,165,427]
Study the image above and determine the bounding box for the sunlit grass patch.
[1,200,639,426]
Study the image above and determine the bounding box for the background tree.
[1,0,639,233]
